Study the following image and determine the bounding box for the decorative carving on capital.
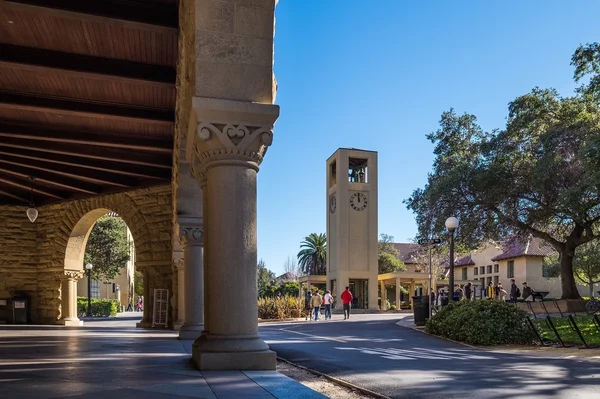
[193,122,274,170]
[64,270,84,280]
[179,226,204,247]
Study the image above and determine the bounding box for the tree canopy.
[297,233,327,275]
[84,215,131,282]
[257,259,275,298]
[573,240,600,298]
[378,234,405,274]
[405,44,600,299]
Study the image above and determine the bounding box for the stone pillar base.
[192,335,276,370]
[192,348,276,370]
[178,324,204,340]
[61,319,83,327]
[136,321,152,328]
[174,320,185,331]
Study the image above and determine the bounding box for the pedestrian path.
[0,320,326,399]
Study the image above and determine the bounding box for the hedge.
[258,296,308,319]
[77,297,119,317]
[425,300,536,346]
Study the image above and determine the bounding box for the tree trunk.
[590,283,594,298]
[560,248,581,299]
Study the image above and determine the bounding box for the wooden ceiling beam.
[0,44,176,88]
[0,91,175,126]
[0,122,173,154]
[0,153,133,188]
[0,137,172,168]
[0,148,171,180]
[0,174,64,199]
[4,0,178,33]
[0,188,29,203]
[0,161,103,195]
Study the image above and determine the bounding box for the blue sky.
[257,0,600,275]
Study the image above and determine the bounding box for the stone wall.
[0,185,173,324]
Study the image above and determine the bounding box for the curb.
[395,320,479,350]
[277,356,391,399]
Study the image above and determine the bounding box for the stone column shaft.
[179,224,204,340]
[61,271,83,326]
[136,269,152,328]
[174,262,185,330]
[395,277,401,307]
[188,97,279,370]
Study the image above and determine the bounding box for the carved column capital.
[64,270,84,280]
[186,97,280,178]
[179,226,204,247]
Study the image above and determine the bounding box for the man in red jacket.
[340,286,353,320]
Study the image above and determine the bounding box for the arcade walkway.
[0,314,324,399]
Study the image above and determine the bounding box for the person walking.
[323,290,333,320]
[341,286,353,320]
[522,282,535,302]
[497,282,508,301]
[464,282,472,300]
[310,291,323,321]
[486,281,495,300]
[509,279,520,303]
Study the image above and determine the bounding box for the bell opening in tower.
[348,158,368,183]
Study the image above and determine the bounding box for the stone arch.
[36,187,173,325]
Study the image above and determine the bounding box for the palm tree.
[297,233,327,275]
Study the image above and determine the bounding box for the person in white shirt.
[323,290,334,320]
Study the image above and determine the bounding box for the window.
[348,158,368,183]
[474,267,478,276]
[462,268,468,280]
[487,277,493,286]
[487,265,493,274]
[330,161,337,187]
[493,276,499,285]
[480,266,485,275]
[494,264,499,273]
[90,279,100,299]
[507,260,515,278]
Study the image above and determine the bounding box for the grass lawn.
[532,315,600,347]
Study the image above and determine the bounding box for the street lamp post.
[85,263,93,317]
[418,237,441,319]
[445,217,459,301]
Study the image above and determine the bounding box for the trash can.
[413,296,429,326]
[12,297,29,324]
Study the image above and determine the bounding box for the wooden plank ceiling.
[0,0,178,206]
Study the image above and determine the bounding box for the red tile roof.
[393,243,424,264]
[454,255,475,266]
[491,236,555,261]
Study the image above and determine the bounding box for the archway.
[61,209,140,326]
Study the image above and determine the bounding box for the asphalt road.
[260,314,600,399]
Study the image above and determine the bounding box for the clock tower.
[326,148,378,310]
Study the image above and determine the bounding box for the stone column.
[136,269,152,328]
[410,282,416,311]
[60,270,83,326]
[174,259,185,330]
[188,97,279,370]
[178,221,205,340]
[395,277,401,308]
[380,280,386,310]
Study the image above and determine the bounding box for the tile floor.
[0,315,326,399]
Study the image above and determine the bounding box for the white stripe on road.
[279,328,347,343]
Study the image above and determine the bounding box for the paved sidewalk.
[0,318,326,399]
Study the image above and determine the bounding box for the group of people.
[306,286,354,321]
[440,279,536,303]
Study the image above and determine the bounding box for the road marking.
[279,328,347,343]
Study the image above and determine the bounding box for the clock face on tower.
[350,192,368,211]
[329,195,336,214]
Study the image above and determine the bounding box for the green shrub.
[425,300,536,346]
[77,297,119,317]
[258,295,308,319]
[389,304,397,311]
